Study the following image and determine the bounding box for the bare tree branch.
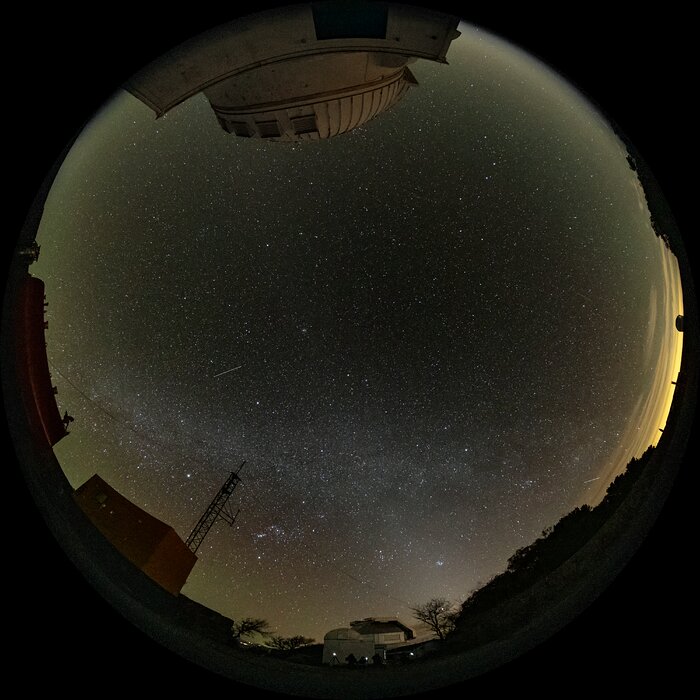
[269,634,315,650]
[410,598,457,640]
[231,617,271,640]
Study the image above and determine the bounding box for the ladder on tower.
[186,462,244,554]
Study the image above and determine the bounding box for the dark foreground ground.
[7,460,695,699]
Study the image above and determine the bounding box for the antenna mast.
[186,462,244,553]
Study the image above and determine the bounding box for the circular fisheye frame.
[4,3,695,698]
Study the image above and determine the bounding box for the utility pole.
[186,462,244,554]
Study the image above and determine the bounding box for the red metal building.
[13,275,67,447]
[74,474,197,595]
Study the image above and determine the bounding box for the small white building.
[322,618,415,664]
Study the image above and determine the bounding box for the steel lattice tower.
[186,462,244,553]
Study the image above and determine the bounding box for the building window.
[231,122,252,137]
[382,632,402,642]
[291,115,318,135]
[256,121,282,138]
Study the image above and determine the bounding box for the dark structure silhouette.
[62,411,74,430]
[13,276,68,447]
[74,474,197,595]
[186,464,244,553]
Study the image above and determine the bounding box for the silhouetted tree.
[231,617,271,641]
[268,634,315,650]
[410,597,457,640]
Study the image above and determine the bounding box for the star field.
[32,25,683,641]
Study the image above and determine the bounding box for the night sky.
[32,22,683,642]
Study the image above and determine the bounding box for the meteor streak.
[213,365,242,378]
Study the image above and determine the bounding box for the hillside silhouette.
[445,444,663,651]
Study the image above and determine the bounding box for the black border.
[6,3,695,696]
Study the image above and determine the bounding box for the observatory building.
[322,618,415,663]
[126,2,460,141]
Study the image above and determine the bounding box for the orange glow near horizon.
[586,237,684,506]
